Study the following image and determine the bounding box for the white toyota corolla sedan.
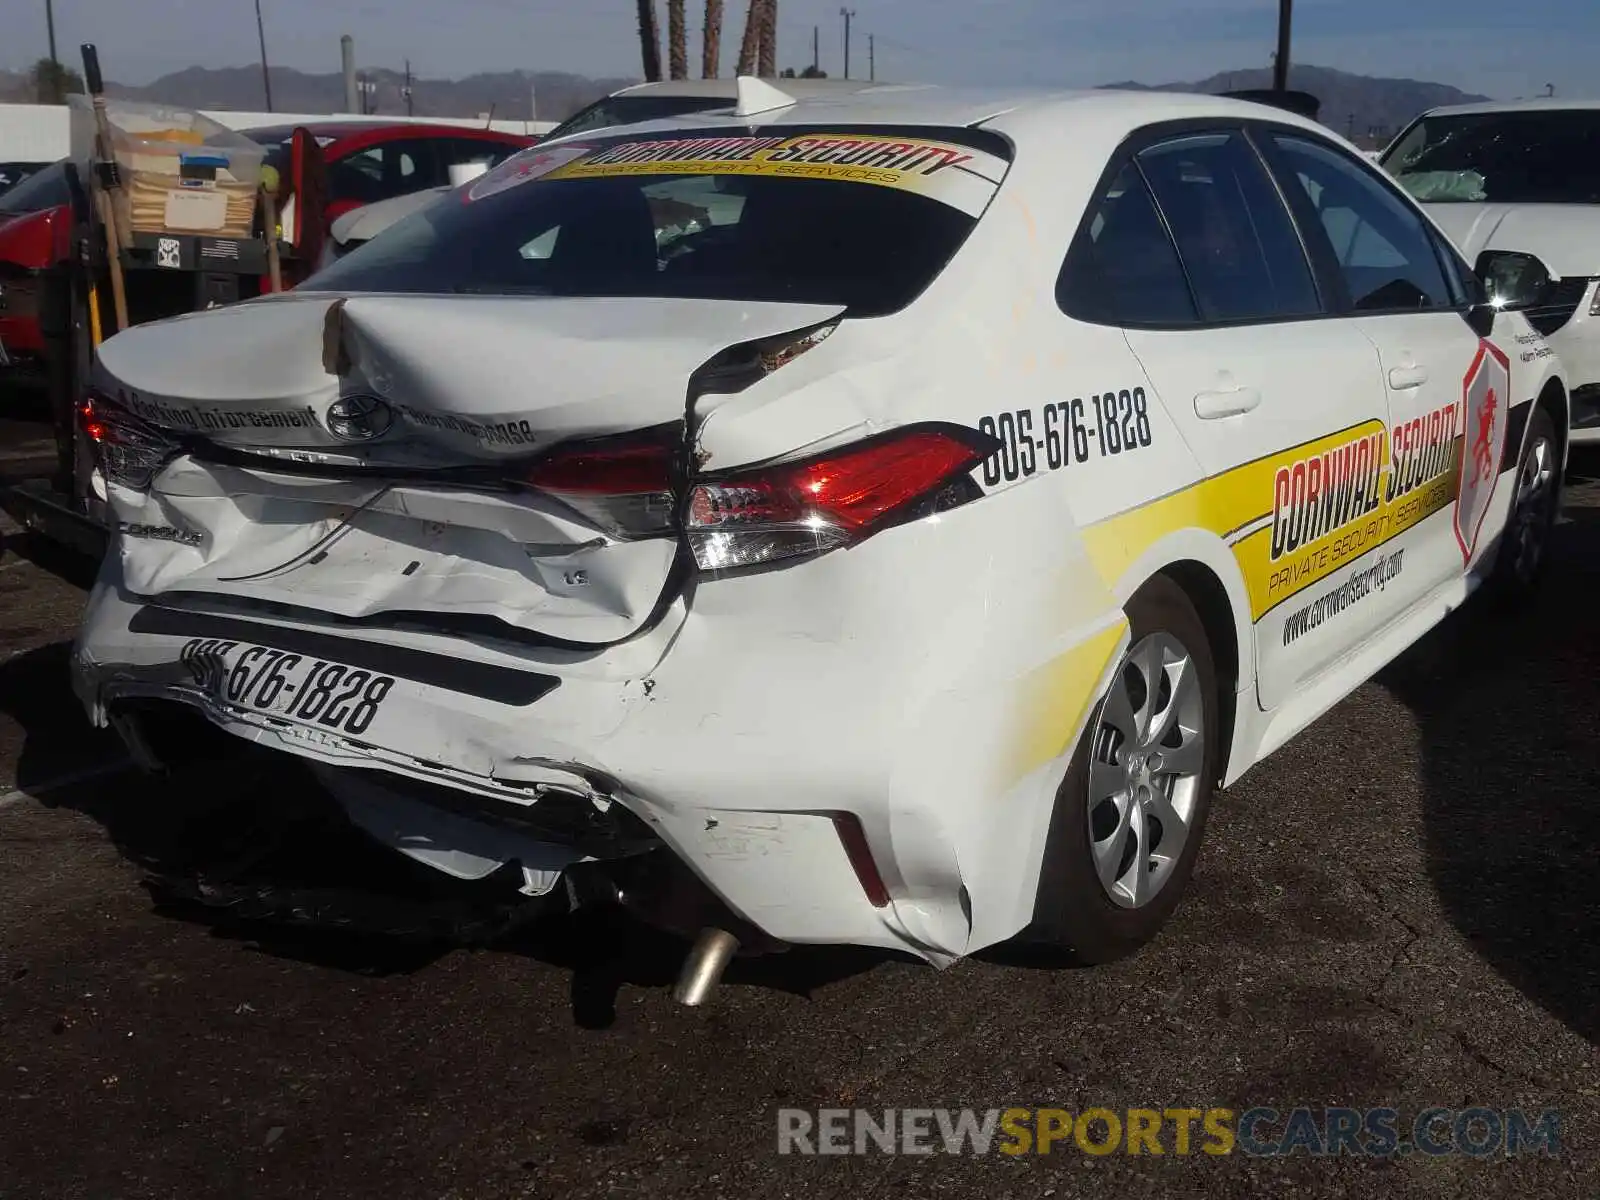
[71,81,1569,993]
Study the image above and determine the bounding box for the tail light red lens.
[517,427,678,539]
[686,424,997,571]
[832,813,890,908]
[77,393,180,492]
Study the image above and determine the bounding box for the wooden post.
[261,187,283,293]
[81,44,130,332]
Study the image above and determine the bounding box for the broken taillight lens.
[77,392,180,491]
[518,426,679,539]
[686,424,998,572]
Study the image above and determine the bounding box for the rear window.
[300,126,1013,318]
[1383,110,1600,204]
[542,95,736,142]
[0,161,72,214]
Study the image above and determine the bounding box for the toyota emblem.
[325,393,394,442]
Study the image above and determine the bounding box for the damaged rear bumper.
[74,483,1118,966]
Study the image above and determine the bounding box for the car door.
[326,138,444,222]
[1087,128,1393,711]
[1261,131,1503,595]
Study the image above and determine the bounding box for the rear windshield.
[0,162,53,198]
[300,126,1013,318]
[1383,110,1600,204]
[542,95,737,142]
[0,160,71,214]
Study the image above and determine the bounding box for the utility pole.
[869,33,874,81]
[44,0,61,101]
[254,0,273,111]
[341,34,358,113]
[841,7,854,80]
[402,58,414,115]
[812,25,819,73]
[1273,0,1292,92]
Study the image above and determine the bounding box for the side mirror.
[1465,301,1497,338]
[1475,250,1550,311]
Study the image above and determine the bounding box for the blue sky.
[2,0,1595,100]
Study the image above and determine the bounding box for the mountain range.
[1,62,1489,145]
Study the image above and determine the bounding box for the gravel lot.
[1,429,1597,1199]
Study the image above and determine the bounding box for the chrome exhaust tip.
[672,927,740,1007]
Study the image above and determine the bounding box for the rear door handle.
[1388,365,1429,390]
[1193,386,1261,419]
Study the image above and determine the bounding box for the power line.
[254,0,273,111]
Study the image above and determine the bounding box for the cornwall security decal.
[536,132,1011,217]
[1268,428,1385,563]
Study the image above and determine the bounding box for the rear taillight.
[77,393,180,491]
[517,426,678,539]
[686,424,998,572]
[832,813,890,908]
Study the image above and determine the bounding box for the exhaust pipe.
[672,927,740,1006]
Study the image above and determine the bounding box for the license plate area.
[180,637,396,737]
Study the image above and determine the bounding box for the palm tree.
[30,57,83,104]
[756,0,776,77]
[636,0,663,82]
[668,0,688,80]
[702,0,723,77]
[735,0,762,75]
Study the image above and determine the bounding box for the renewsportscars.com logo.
[776,1106,1561,1158]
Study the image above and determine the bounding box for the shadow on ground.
[1381,453,1600,1046]
[0,637,889,1027]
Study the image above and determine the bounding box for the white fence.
[0,102,555,161]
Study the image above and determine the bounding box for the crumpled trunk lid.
[94,291,845,644]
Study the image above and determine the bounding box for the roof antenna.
[734,75,797,118]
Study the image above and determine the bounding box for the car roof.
[1414,97,1600,119]
[605,77,905,100]
[541,84,1333,146]
[239,120,525,143]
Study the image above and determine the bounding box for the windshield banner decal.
[468,133,1009,216]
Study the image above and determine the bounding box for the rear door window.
[0,160,72,214]
[1058,162,1199,326]
[1136,131,1321,323]
[329,139,444,205]
[435,138,523,172]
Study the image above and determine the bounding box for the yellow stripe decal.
[1083,412,1464,622]
[1007,619,1129,782]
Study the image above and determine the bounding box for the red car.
[0,160,77,378]
[241,120,536,224]
[0,122,534,381]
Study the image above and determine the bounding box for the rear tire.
[1025,576,1220,964]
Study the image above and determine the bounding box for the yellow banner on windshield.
[474,132,1010,217]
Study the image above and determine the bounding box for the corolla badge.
[325,393,394,442]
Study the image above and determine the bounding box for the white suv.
[1382,100,1600,441]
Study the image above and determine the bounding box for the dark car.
[0,162,54,198]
